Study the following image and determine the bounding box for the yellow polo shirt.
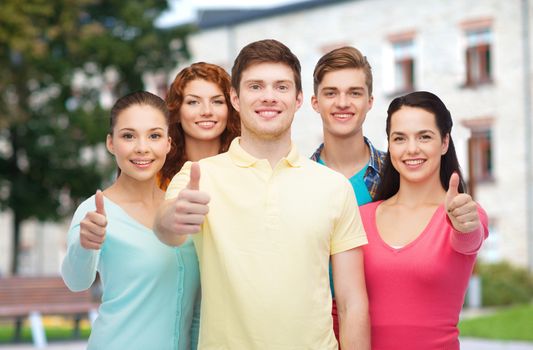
[166,138,367,350]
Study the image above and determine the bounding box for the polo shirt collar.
[229,137,302,168]
[285,142,302,167]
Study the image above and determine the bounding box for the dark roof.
[197,0,354,29]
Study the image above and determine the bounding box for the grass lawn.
[2,306,532,343]
[459,304,533,341]
[0,317,90,343]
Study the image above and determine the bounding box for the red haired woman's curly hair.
[158,62,240,190]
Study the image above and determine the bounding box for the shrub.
[475,261,533,306]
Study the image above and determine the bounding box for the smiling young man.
[310,46,386,344]
[154,40,370,349]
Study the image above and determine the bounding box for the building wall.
[0,212,68,276]
[0,213,12,275]
[187,0,531,266]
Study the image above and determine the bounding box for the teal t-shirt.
[317,157,373,296]
[317,157,372,205]
[348,164,372,206]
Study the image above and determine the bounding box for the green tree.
[0,0,190,274]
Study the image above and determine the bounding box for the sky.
[156,0,308,27]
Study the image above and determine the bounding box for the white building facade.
[185,0,533,267]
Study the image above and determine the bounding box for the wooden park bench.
[0,276,99,348]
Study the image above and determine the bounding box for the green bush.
[476,262,533,306]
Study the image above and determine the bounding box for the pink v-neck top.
[360,201,488,350]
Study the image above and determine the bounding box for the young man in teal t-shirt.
[310,46,386,343]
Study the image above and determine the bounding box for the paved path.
[2,339,533,350]
[461,338,533,350]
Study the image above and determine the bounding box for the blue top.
[348,164,373,205]
[61,195,200,350]
[317,158,372,206]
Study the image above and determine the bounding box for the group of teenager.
[61,39,489,350]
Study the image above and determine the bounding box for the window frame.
[462,19,493,88]
[463,118,495,187]
[388,31,416,95]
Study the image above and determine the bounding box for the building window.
[392,40,415,93]
[463,118,494,185]
[470,128,493,181]
[465,27,492,86]
[387,30,416,95]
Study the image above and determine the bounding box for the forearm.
[332,247,370,349]
[61,233,99,292]
[449,206,488,255]
[338,299,370,350]
[451,226,484,254]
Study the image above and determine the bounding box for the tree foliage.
[0,0,191,274]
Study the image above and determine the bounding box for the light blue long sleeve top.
[61,195,200,350]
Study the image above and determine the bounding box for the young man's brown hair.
[313,46,373,96]
[231,39,302,94]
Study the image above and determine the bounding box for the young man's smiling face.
[231,62,303,142]
[312,68,373,139]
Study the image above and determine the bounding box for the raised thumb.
[446,173,460,205]
[95,189,106,216]
[187,162,201,190]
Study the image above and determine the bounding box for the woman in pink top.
[360,91,488,350]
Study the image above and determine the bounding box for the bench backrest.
[0,276,96,305]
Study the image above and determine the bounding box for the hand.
[170,162,210,235]
[445,173,480,233]
[79,190,107,250]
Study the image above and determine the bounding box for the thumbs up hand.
[80,190,107,250]
[172,162,210,235]
[445,173,480,233]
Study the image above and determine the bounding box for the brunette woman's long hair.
[158,62,240,189]
[375,91,466,200]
